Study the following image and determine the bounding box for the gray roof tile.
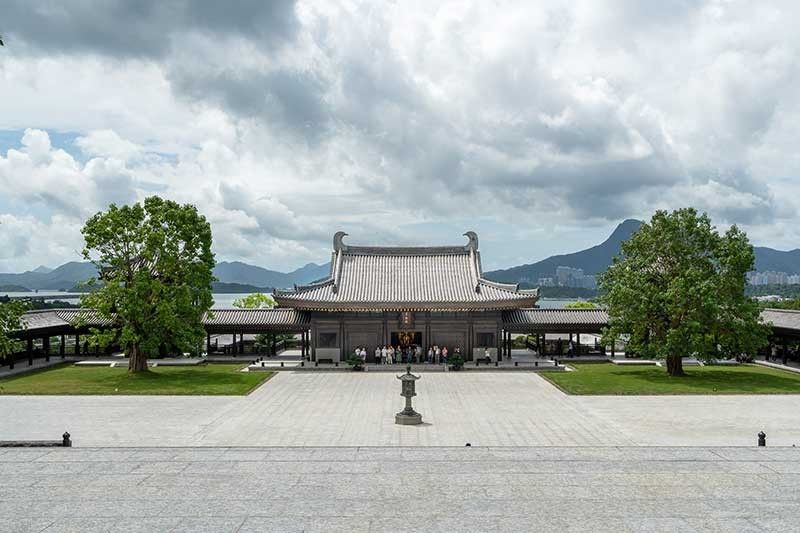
[203,308,309,328]
[761,308,800,332]
[503,308,609,328]
[274,234,538,310]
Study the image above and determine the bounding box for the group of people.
[351,345,458,365]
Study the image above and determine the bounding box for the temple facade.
[273,231,539,362]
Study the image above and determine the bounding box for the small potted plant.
[347,353,364,371]
[448,351,465,371]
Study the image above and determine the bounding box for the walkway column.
[43,336,50,362]
[206,333,211,355]
[783,337,789,365]
[576,333,580,357]
[74,334,80,355]
[27,338,33,366]
[60,334,65,358]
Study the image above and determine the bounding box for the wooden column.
[206,333,211,355]
[75,333,80,355]
[576,333,581,356]
[43,336,50,362]
[27,338,33,366]
[60,334,65,358]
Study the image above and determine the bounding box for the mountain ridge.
[2,221,798,291]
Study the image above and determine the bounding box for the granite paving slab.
[2,372,799,447]
[0,446,796,532]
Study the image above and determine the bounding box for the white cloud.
[2,0,800,272]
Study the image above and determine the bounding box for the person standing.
[442,346,448,365]
[375,346,382,364]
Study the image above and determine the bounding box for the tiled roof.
[18,308,308,334]
[203,308,309,328]
[503,308,609,329]
[274,232,539,311]
[761,309,800,332]
[19,309,110,331]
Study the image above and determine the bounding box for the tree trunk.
[128,343,148,373]
[666,353,684,376]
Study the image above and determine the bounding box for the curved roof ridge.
[274,277,335,295]
[478,277,519,291]
[343,245,470,256]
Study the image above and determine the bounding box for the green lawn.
[540,362,800,395]
[0,364,274,395]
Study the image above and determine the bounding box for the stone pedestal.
[395,411,423,425]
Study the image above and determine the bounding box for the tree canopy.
[599,208,769,376]
[0,300,26,361]
[81,196,215,372]
[565,301,598,309]
[232,293,276,309]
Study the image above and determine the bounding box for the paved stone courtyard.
[1,372,800,447]
[1,446,798,532]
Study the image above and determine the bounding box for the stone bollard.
[62,432,72,447]
[300,361,304,367]
[495,361,498,367]
[315,361,319,367]
[515,361,518,367]
[280,361,284,367]
[758,431,766,447]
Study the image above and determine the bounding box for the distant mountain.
[1,223,796,293]
[0,259,331,292]
[212,261,330,289]
[0,261,98,291]
[486,219,800,287]
[485,219,644,285]
[211,282,271,294]
[753,247,800,274]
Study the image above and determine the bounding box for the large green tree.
[600,208,769,376]
[0,300,25,363]
[81,196,215,372]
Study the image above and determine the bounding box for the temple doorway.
[391,331,422,348]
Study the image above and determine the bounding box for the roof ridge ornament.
[333,231,349,252]
[463,231,478,251]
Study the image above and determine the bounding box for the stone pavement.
[1,372,799,447]
[0,446,797,532]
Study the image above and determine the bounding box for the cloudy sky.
[1,0,799,273]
